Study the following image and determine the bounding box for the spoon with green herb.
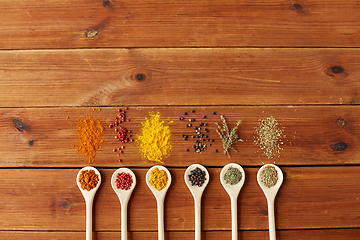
[257,164,283,240]
[220,163,245,240]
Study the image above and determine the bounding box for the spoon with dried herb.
[220,163,245,240]
[257,164,283,240]
[215,115,243,158]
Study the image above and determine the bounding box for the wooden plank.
[1,167,359,231]
[0,48,359,107]
[1,229,360,240]
[1,0,360,49]
[0,106,359,167]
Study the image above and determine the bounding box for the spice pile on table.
[179,110,216,153]
[136,112,173,164]
[109,107,133,163]
[254,116,285,159]
[75,115,104,163]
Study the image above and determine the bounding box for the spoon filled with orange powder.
[77,166,101,240]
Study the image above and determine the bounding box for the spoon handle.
[157,199,165,240]
[121,202,128,240]
[267,198,276,240]
[86,199,94,240]
[194,198,201,240]
[230,197,238,240]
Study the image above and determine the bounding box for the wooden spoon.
[257,164,283,240]
[111,168,136,240]
[220,163,245,240]
[184,164,209,240]
[76,166,102,240]
[146,165,172,240]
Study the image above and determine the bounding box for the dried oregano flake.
[253,116,284,159]
[260,165,278,188]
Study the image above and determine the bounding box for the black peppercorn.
[188,167,207,187]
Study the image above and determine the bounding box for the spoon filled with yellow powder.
[146,166,172,240]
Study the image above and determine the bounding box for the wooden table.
[1,0,360,239]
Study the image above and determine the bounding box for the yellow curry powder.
[136,112,173,163]
[76,115,104,163]
[79,169,99,191]
[149,167,168,191]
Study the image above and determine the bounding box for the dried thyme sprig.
[215,115,243,158]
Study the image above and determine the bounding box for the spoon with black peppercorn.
[76,166,102,240]
[146,166,172,240]
[220,163,245,240]
[257,164,283,240]
[111,168,136,240]
[184,164,209,240]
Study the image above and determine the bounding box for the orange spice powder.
[78,169,99,191]
[75,115,104,163]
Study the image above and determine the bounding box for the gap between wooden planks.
[1,229,360,240]
[0,48,358,107]
[1,106,359,167]
[0,167,359,231]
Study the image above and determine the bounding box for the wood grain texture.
[1,168,360,231]
[1,0,360,49]
[1,106,358,167]
[1,229,360,240]
[0,48,359,107]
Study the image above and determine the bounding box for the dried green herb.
[215,115,243,158]
[253,116,284,159]
[260,165,278,188]
[224,166,242,185]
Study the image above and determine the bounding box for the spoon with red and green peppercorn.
[257,164,283,240]
[111,168,136,240]
[220,163,245,240]
[184,164,209,240]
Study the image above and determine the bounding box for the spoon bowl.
[184,164,209,240]
[220,163,245,240]
[257,164,283,240]
[111,168,136,240]
[146,165,172,240]
[76,166,102,240]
